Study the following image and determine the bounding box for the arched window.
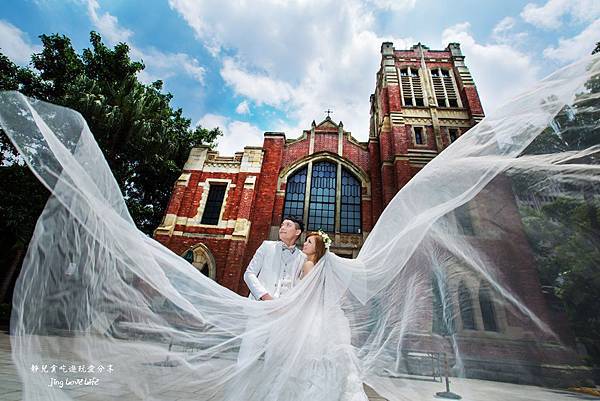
[282,166,307,222]
[282,160,362,234]
[182,244,216,280]
[341,169,361,234]
[479,284,498,332]
[432,273,455,335]
[458,281,476,330]
[308,162,337,232]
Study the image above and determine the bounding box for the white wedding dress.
[228,255,369,401]
[0,53,598,401]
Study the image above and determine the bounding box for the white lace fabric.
[0,53,598,400]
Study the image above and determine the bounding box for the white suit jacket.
[244,240,306,300]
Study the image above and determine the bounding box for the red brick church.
[154,42,484,290]
[154,42,588,385]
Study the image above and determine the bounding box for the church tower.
[369,42,484,208]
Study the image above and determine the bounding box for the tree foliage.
[1,31,220,234]
[520,199,600,364]
[0,32,220,302]
[515,43,600,365]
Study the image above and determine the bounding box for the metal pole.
[435,352,462,399]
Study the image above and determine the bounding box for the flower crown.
[317,230,332,249]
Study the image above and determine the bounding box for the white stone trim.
[240,148,264,173]
[192,178,233,228]
[410,125,428,147]
[183,147,209,170]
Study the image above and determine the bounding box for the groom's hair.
[283,216,304,236]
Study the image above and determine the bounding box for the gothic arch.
[280,153,367,234]
[278,151,370,196]
[458,280,477,330]
[478,282,498,332]
[182,243,217,280]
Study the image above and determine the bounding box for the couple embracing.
[244,216,329,301]
[236,217,369,400]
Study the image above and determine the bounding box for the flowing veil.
[0,52,599,401]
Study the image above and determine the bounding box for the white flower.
[317,230,332,249]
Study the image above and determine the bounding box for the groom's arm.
[243,242,270,300]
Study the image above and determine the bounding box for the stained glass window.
[341,169,361,233]
[282,166,307,222]
[282,161,363,234]
[200,183,227,225]
[307,162,337,232]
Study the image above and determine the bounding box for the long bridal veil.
[1,52,599,401]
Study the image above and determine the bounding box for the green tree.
[514,40,600,365]
[0,31,221,303]
[520,200,600,364]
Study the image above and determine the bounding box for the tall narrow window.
[283,166,308,222]
[458,281,476,330]
[432,273,455,335]
[449,128,458,143]
[307,162,337,232]
[479,284,498,332]
[400,67,424,107]
[455,203,474,235]
[341,169,361,234]
[431,68,459,108]
[414,127,424,145]
[200,183,227,225]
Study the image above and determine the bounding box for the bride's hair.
[306,231,327,263]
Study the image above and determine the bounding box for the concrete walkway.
[0,329,595,401]
[0,329,388,400]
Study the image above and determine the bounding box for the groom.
[244,216,306,300]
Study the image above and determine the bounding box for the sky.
[1,0,599,156]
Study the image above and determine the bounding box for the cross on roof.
[325,108,333,118]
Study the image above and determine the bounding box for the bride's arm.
[299,260,315,280]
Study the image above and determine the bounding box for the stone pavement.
[0,329,595,401]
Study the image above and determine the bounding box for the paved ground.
[0,329,595,401]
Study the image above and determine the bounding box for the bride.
[227,231,369,401]
[0,52,598,401]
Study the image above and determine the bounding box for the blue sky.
[1,0,599,155]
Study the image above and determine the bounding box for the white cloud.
[198,113,264,156]
[169,0,413,142]
[221,59,294,107]
[131,47,206,85]
[87,0,133,43]
[442,22,540,115]
[362,0,416,11]
[491,17,528,46]
[85,0,205,85]
[521,0,600,29]
[493,16,516,36]
[543,19,600,61]
[0,20,41,65]
[235,100,250,115]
